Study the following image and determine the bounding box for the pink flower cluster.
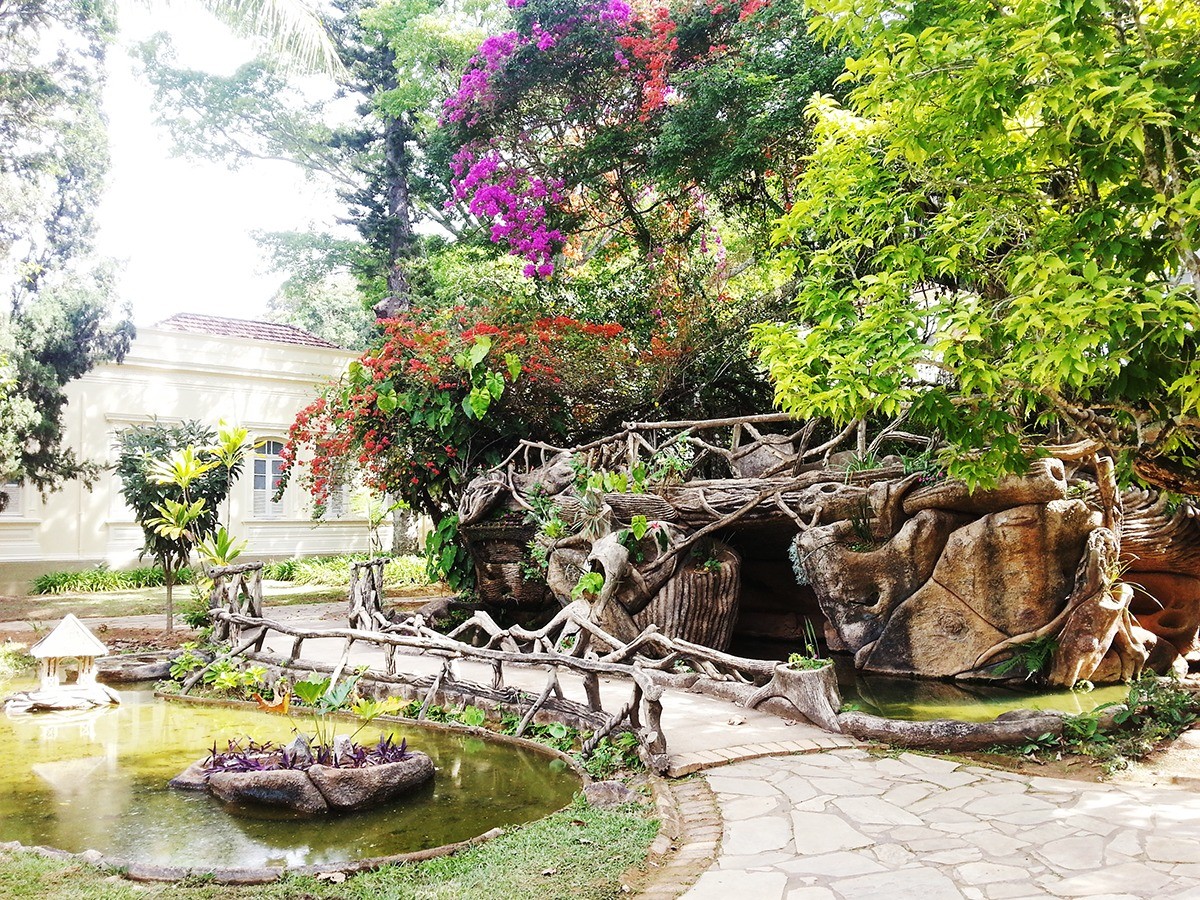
[443,0,650,278]
[452,149,565,278]
[442,31,520,124]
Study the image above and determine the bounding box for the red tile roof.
[154,313,342,349]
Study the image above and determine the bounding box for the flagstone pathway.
[678,747,1200,900]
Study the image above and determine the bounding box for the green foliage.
[0,643,33,684]
[31,564,196,595]
[571,571,605,600]
[168,645,207,680]
[787,653,831,671]
[581,732,642,780]
[756,0,1200,491]
[787,617,829,669]
[260,554,432,588]
[114,420,245,634]
[113,421,243,576]
[196,526,248,569]
[847,501,878,552]
[457,705,487,727]
[0,0,132,499]
[994,636,1060,681]
[425,516,474,593]
[180,596,214,631]
[290,672,362,747]
[1001,676,1200,775]
[261,558,300,581]
[615,515,669,564]
[203,660,267,694]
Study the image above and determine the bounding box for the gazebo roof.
[29,614,109,659]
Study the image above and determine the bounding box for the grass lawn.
[0,798,659,900]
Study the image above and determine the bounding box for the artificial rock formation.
[173,752,434,816]
[457,420,1200,686]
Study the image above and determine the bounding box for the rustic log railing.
[349,557,391,632]
[194,589,787,773]
[489,413,935,488]
[207,561,265,649]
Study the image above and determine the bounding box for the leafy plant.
[196,526,248,569]
[0,642,33,683]
[205,733,411,773]
[290,672,361,747]
[582,731,642,779]
[787,653,831,671]
[572,571,605,600]
[847,501,879,552]
[616,515,669,564]
[457,705,487,727]
[995,676,1200,775]
[787,618,829,670]
[31,564,196,594]
[993,636,1058,681]
[180,595,214,630]
[521,540,551,582]
[114,420,245,634]
[168,644,207,679]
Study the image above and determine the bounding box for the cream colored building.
[0,314,385,592]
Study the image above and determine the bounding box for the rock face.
[208,769,330,815]
[307,755,434,811]
[801,469,1139,683]
[798,509,967,655]
[1130,572,1200,657]
[902,459,1069,516]
[175,752,435,816]
[853,499,1110,678]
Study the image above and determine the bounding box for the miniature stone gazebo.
[3,614,120,713]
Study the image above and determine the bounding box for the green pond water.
[835,660,1131,722]
[0,681,579,870]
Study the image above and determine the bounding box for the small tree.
[114,421,245,633]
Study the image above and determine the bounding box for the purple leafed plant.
[203,735,411,772]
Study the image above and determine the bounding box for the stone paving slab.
[681,749,1200,900]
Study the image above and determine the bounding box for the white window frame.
[252,440,287,519]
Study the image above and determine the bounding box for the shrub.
[32,565,194,594]
[262,554,433,588]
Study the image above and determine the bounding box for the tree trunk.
[373,45,417,319]
[164,558,175,636]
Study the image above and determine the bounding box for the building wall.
[0,326,387,592]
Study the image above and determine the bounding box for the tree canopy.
[0,0,132,502]
[752,0,1200,492]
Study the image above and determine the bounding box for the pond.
[834,659,1130,722]
[0,681,580,870]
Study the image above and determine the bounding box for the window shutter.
[0,482,21,516]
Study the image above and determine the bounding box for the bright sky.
[96,1,342,328]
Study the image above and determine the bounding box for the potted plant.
[745,620,843,732]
